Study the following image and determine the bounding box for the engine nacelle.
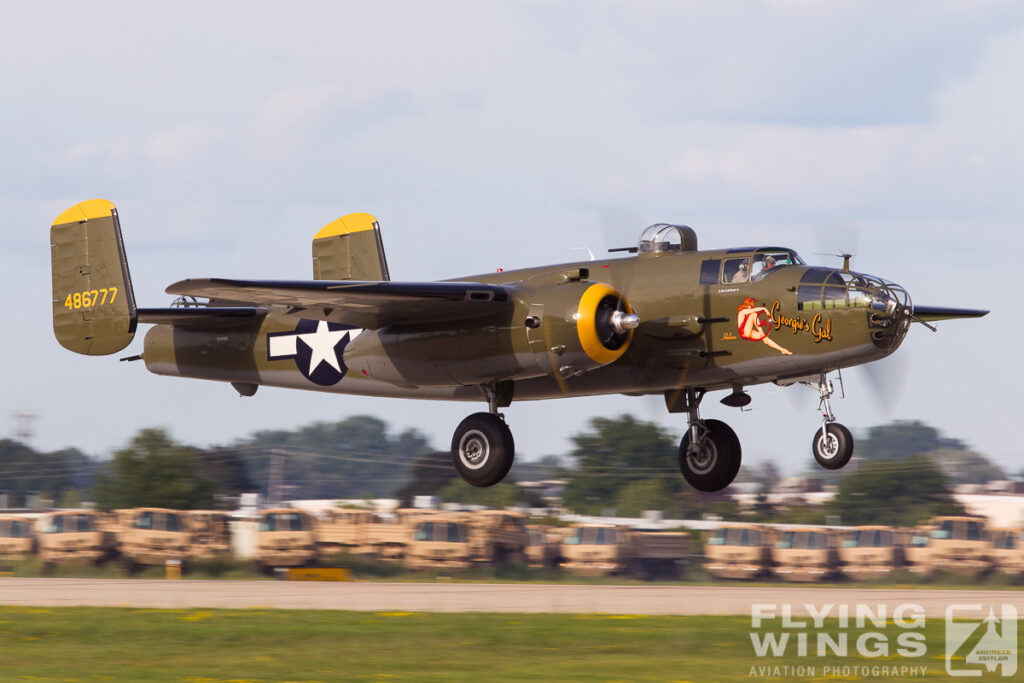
[521,280,637,379]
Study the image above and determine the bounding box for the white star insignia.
[298,320,348,373]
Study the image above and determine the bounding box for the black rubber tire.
[678,419,742,492]
[451,413,515,487]
[812,423,854,470]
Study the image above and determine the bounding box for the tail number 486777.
[63,287,118,310]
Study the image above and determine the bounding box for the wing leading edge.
[136,307,268,327]
[164,278,511,329]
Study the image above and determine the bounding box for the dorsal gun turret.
[637,224,697,255]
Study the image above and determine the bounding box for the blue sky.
[3,1,1021,474]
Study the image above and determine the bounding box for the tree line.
[0,415,1011,525]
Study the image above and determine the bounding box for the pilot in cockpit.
[750,255,777,281]
[731,261,748,283]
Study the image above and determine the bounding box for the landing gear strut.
[450,385,515,487]
[805,373,854,470]
[677,389,742,492]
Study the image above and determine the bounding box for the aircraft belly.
[255,369,469,401]
[512,341,886,401]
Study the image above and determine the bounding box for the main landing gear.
[451,387,515,487]
[677,389,742,492]
[804,373,854,470]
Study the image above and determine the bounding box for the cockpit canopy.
[638,224,698,254]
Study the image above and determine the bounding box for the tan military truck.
[703,524,771,579]
[0,516,35,560]
[560,524,688,579]
[116,508,192,569]
[97,509,131,535]
[467,510,528,566]
[988,528,1024,578]
[36,510,109,567]
[315,507,427,560]
[524,525,560,569]
[837,526,901,581]
[404,513,473,570]
[366,508,438,560]
[904,516,992,577]
[771,527,838,582]
[315,508,377,556]
[254,509,317,571]
[187,511,232,557]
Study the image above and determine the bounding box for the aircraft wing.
[164,278,511,329]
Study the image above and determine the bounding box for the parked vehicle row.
[260,509,686,578]
[0,508,691,579]
[0,508,232,571]
[8,508,1016,582]
[703,516,1024,581]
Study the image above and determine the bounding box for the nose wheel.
[804,373,854,470]
[812,422,853,470]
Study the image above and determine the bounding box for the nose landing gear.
[676,389,742,492]
[805,373,854,470]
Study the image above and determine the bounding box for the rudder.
[50,199,137,355]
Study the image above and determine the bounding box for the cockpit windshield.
[751,250,803,280]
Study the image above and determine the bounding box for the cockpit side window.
[723,258,750,284]
[699,259,721,285]
[751,251,801,281]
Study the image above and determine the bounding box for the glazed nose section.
[867,279,912,351]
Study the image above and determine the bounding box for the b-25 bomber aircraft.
[50,199,987,492]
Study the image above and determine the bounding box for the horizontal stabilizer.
[912,306,989,322]
[165,278,510,329]
[136,307,268,327]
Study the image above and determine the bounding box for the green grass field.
[0,606,1019,682]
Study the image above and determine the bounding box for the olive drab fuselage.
[140,250,905,403]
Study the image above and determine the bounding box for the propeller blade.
[858,354,910,419]
[599,207,644,253]
[811,220,860,269]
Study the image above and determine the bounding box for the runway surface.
[1,579,1022,615]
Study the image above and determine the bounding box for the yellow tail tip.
[313,212,377,240]
[52,199,116,227]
